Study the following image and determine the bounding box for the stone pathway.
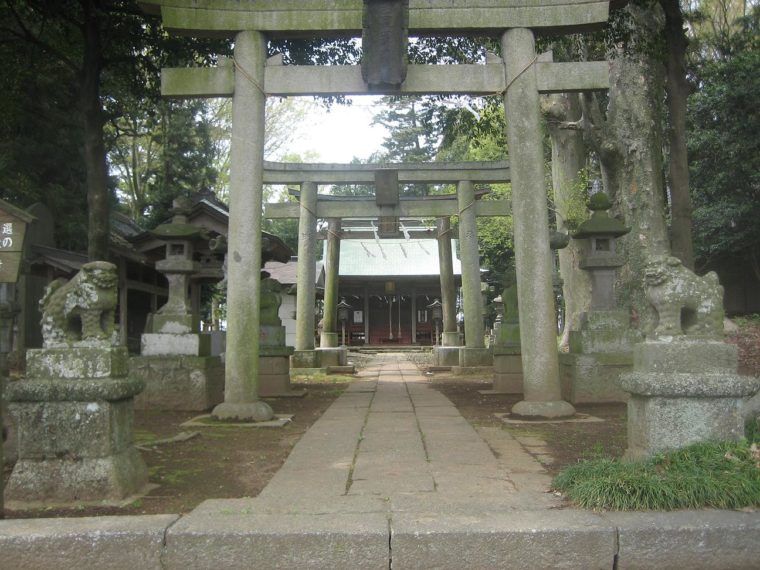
[5,353,760,569]
[233,352,560,516]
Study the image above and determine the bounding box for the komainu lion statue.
[40,261,118,347]
[644,255,724,338]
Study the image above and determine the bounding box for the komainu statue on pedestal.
[644,255,724,338]
[40,260,118,347]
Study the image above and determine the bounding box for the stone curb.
[2,509,759,569]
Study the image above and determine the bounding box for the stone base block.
[4,448,148,504]
[211,401,274,422]
[440,332,461,346]
[131,355,224,411]
[291,350,321,369]
[633,340,738,374]
[619,369,759,460]
[259,354,303,398]
[511,399,576,419]
[569,311,641,354]
[26,347,129,380]
[458,347,493,368]
[434,346,460,367]
[320,332,339,348]
[150,313,197,335]
[260,325,286,348]
[491,351,523,394]
[559,352,631,404]
[141,333,211,357]
[317,347,347,367]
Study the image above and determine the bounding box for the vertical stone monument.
[617,255,760,459]
[482,271,523,394]
[132,198,223,411]
[5,262,148,505]
[559,193,640,403]
[258,272,300,397]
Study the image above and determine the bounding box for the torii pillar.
[457,180,492,368]
[211,31,273,422]
[318,218,347,366]
[292,181,320,369]
[502,28,575,418]
[433,216,461,366]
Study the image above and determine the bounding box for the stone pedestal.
[317,347,348,368]
[131,355,223,411]
[618,341,760,460]
[433,346,460,367]
[5,347,148,505]
[291,349,321,370]
[488,346,523,394]
[457,347,493,369]
[136,332,223,411]
[259,325,302,397]
[559,311,639,404]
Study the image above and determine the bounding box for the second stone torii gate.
[262,161,512,369]
[142,0,611,419]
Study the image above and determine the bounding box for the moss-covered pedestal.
[618,340,759,460]
[559,311,639,404]
[5,347,149,506]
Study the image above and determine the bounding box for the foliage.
[553,437,760,511]
[688,7,760,269]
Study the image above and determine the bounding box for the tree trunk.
[81,0,110,261]
[662,0,695,269]
[542,93,592,350]
[587,2,670,332]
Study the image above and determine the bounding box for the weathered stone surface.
[391,509,615,570]
[632,339,738,375]
[26,346,129,379]
[606,510,760,570]
[560,352,631,404]
[291,349,321,369]
[511,399,576,419]
[6,377,144,403]
[141,333,211,356]
[260,324,286,347]
[39,261,119,348]
[259,354,299,397]
[0,515,178,570]
[644,255,724,338]
[10,398,134,459]
[491,350,524,394]
[318,346,347,367]
[458,347,492,367]
[5,447,148,503]
[164,512,390,570]
[619,341,759,458]
[131,355,224,411]
[568,310,641,354]
[433,346,460,367]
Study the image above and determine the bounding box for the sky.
[285,96,389,163]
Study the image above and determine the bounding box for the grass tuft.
[553,436,760,511]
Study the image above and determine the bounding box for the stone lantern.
[559,192,640,404]
[571,192,630,310]
[148,197,208,334]
[427,299,443,345]
[337,299,352,346]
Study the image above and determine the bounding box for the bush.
[553,438,760,511]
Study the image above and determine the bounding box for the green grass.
[733,313,760,329]
[553,436,760,511]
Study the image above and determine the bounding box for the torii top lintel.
[138,0,610,38]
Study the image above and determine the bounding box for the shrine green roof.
[338,238,460,278]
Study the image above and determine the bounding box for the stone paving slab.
[164,511,390,570]
[390,509,616,570]
[0,514,179,570]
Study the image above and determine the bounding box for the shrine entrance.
[144,0,611,420]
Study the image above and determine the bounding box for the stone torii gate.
[262,160,512,369]
[140,0,610,420]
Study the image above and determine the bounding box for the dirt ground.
[3,323,758,520]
